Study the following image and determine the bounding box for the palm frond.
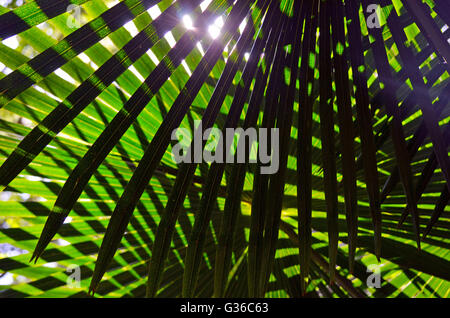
[0,0,449,298]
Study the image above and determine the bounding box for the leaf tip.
[29,254,35,264]
[88,283,97,297]
[29,251,40,264]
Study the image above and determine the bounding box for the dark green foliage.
[0,0,449,298]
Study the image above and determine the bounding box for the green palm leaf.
[0,0,449,298]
